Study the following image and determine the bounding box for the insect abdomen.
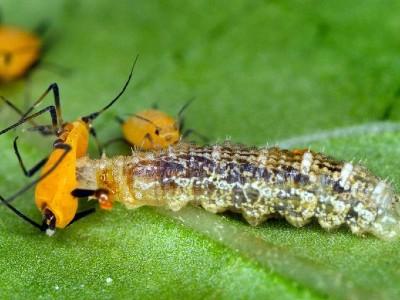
[76,144,400,239]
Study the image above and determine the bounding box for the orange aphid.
[118,98,207,150]
[122,109,180,150]
[0,26,41,82]
[35,121,89,229]
[0,57,137,235]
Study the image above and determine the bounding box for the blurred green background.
[1,0,400,299]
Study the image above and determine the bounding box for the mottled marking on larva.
[300,152,313,175]
[75,143,400,240]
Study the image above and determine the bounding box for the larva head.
[122,109,180,150]
[368,182,400,240]
[0,26,41,81]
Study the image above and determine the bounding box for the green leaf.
[1,1,400,299]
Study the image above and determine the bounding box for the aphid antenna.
[34,19,50,36]
[133,113,161,130]
[81,55,139,125]
[177,96,196,119]
[177,96,195,131]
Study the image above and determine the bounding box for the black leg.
[115,115,125,124]
[141,133,153,149]
[103,137,132,150]
[0,142,71,231]
[13,136,48,177]
[26,124,56,136]
[21,82,63,129]
[67,208,96,227]
[0,194,43,230]
[0,104,59,136]
[182,128,209,143]
[4,142,71,204]
[0,95,39,128]
[71,189,97,198]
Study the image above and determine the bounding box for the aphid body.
[122,109,180,150]
[76,143,400,240]
[35,120,89,229]
[0,26,41,81]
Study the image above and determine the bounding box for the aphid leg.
[102,137,132,150]
[71,188,112,210]
[0,143,71,233]
[0,104,59,136]
[0,95,39,128]
[21,82,63,129]
[67,208,96,227]
[0,194,43,230]
[182,128,209,143]
[26,124,56,136]
[89,127,103,156]
[140,133,154,149]
[115,115,125,124]
[13,136,48,177]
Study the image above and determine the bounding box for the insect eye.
[155,129,160,135]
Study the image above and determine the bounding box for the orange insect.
[110,99,207,150]
[0,56,138,235]
[0,19,44,82]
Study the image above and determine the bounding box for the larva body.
[76,143,400,240]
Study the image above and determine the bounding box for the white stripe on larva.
[372,181,391,209]
[339,163,353,188]
[300,152,313,175]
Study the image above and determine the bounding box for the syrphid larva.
[75,142,400,240]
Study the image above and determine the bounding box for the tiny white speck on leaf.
[106,277,113,284]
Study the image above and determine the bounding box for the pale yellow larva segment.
[75,143,400,240]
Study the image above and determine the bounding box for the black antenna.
[133,113,161,130]
[82,55,139,124]
[177,97,195,119]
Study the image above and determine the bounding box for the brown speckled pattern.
[76,143,400,239]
